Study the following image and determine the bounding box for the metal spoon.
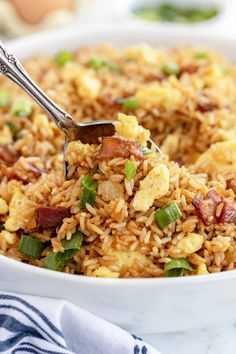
[0,41,160,177]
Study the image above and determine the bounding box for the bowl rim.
[4,23,236,286]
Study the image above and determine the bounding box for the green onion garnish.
[124,160,137,181]
[162,63,180,76]
[120,97,139,110]
[5,121,17,133]
[164,258,193,277]
[0,89,10,108]
[44,231,83,271]
[44,249,76,272]
[80,175,98,209]
[62,231,83,250]
[55,51,74,66]
[89,58,118,72]
[19,234,46,259]
[195,52,209,59]
[13,132,22,141]
[141,147,154,155]
[81,175,98,190]
[12,99,33,117]
[155,202,182,229]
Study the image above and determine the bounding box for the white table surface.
[141,322,236,354]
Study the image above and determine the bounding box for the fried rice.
[0,44,236,278]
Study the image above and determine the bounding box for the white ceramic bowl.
[1,24,236,334]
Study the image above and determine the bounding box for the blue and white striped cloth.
[0,292,161,354]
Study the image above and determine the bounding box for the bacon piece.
[0,144,19,166]
[197,101,218,113]
[207,190,221,204]
[217,201,236,223]
[36,207,71,229]
[180,64,199,75]
[99,94,119,107]
[193,189,236,225]
[192,194,217,225]
[26,163,42,178]
[97,137,143,160]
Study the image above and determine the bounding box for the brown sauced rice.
[0,44,236,277]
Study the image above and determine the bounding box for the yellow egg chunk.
[177,233,204,255]
[113,251,152,269]
[197,263,209,275]
[195,140,236,174]
[115,113,150,146]
[0,125,12,144]
[136,84,182,111]
[0,198,8,214]
[132,164,170,212]
[123,44,158,64]
[5,187,24,232]
[91,266,119,278]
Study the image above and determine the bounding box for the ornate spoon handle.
[0,41,76,135]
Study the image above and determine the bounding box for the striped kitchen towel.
[0,292,161,354]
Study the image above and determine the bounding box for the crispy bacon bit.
[217,201,236,223]
[0,144,19,166]
[197,101,218,113]
[26,163,42,178]
[180,64,199,75]
[193,189,236,225]
[144,74,165,82]
[36,207,71,229]
[99,94,119,107]
[97,137,143,160]
[207,190,222,204]
[192,194,217,225]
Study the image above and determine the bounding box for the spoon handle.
[0,41,75,135]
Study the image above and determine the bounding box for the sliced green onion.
[141,147,154,155]
[5,121,17,133]
[0,89,10,108]
[44,231,83,271]
[162,63,180,76]
[164,258,193,277]
[124,160,137,181]
[12,99,33,117]
[55,51,74,66]
[120,97,139,110]
[89,58,118,72]
[80,175,98,208]
[81,175,98,190]
[155,202,182,229]
[19,234,46,259]
[80,188,96,209]
[44,249,76,271]
[62,231,83,250]
[195,52,209,59]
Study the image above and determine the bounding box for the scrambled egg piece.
[0,230,17,245]
[91,266,119,278]
[197,264,209,275]
[123,44,158,64]
[176,233,204,256]
[0,198,8,215]
[136,84,182,111]
[115,113,150,146]
[5,186,24,232]
[62,63,101,100]
[113,250,152,269]
[132,164,169,212]
[195,140,236,175]
[0,125,12,144]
